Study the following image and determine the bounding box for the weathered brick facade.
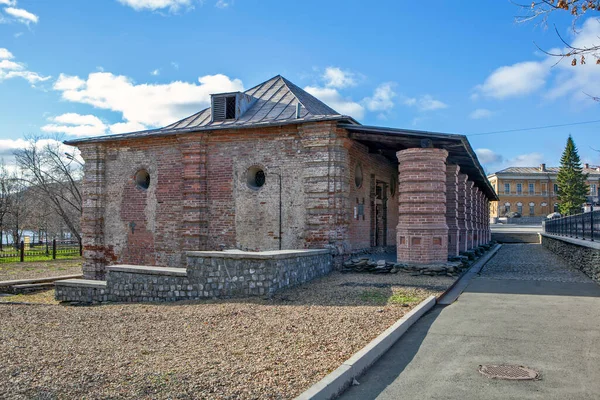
[69,75,495,279]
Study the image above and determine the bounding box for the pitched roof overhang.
[340,123,498,201]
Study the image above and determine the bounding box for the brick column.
[485,198,491,243]
[178,136,208,251]
[457,173,469,253]
[479,192,490,244]
[465,180,475,250]
[396,148,449,265]
[474,189,481,247]
[79,144,107,280]
[445,164,460,257]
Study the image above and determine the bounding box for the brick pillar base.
[446,164,460,257]
[396,148,449,265]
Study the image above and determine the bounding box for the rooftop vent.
[211,92,256,122]
[585,163,590,169]
[539,163,546,172]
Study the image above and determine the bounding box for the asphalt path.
[339,244,600,400]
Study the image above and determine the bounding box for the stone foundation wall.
[541,234,600,283]
[55,280,108,303]
[186,250,332,297]
[107,268,192,302]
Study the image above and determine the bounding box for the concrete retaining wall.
[492,232,540,243]
[541,234,600,284]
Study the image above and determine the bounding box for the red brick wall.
[77,121,407,277]
[346,139,398,251]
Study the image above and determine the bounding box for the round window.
[355,164,363,188]
[246,166,266,190]
[135,169,150,190]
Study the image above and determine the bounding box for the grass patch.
[359,289,421,305]
[0,258,82,281]
[0,289,58,304]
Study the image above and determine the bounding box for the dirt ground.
[0,271,455,399]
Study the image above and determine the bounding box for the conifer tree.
[556,135,589,215]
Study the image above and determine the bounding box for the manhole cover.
[478,365,539,380]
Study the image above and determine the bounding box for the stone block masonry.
[186,249,331,297]
[541,234,600,284]
[56,249,332,303]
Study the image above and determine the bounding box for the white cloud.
[171,61,179,70]
[545,18,600,102]
[117,0,196,12]
[54,73,85,90]
[42,113,108,137]
[215,0,231,8]
[4,7,38,24]
[403,94,448,111]
[151,69,160,76]
[508,152,544,167]
[304,86,365,119]
[476,148,503,164]
[323,67,356,89]
[53,71,244,128]
[0,138,75,168]
[0,49,51,85]
[109,121,147,134]
[0,48,13,59]
[363,82,396,112]
[469,108,494,119]
[0,0,16,5]
[474,61,549,99]
[473,18,600,102]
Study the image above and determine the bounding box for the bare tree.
[14,136,83,253]
[516,1,600,70]
[6,172,33,249]
[0,162,13,251]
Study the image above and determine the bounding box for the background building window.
[554,203,559,212]
[516,183,522,195]
[504,183,510,194]
[529,183,534,194]
[517,202,523,214]
[542,183,547,195]
[554,183,559,194]
[590,184,597,196]
[529,202,535,216]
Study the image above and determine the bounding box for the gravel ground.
[0,259,82,282]
[480,243,591,282]
[0,271,455,400]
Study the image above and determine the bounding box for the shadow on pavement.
[338,305,442,400]
[465,277,600,298]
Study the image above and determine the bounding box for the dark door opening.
[372,181,388,247]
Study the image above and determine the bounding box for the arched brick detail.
[396,148,449,264]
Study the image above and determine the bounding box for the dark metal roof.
[339,124,498,201]
[65,75,355,145]
[492,166,600,175]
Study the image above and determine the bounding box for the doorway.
[371,180,388,247]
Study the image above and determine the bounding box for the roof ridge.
[278,75,340,116]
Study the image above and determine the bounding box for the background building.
[487,164,600,219]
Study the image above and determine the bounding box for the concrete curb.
[295,295,437,400]
[437,243,502,305]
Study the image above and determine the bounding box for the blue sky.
[1,0,599,173]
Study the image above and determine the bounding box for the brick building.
[488,164,600,218]
[66,75,496,280]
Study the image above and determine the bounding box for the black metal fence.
[0,239,82,263]
[544,210,600,242]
